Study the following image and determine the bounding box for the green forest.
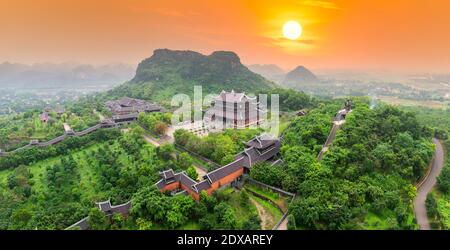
[0,125,263,230]
[251,99,435,229]
[1,46,448,231]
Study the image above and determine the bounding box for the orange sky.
[1,0,450,72]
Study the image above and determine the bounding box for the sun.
[282,20,302,40]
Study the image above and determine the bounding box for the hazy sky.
[1,0,450,72]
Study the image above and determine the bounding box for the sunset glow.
[282,21,303,40]
[1,0,450,72]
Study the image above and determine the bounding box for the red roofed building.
[40,112,49,122]
[155,134,280,200]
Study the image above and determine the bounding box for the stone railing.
[246,178,295,198]
[244,178,296,230]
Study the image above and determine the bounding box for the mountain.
[0,62,135,90]
[110,49,275,105]
[247,64,285,83]
[282,66,319,89]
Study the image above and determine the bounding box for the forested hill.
[108,49,275,105]
[251,99,435,229]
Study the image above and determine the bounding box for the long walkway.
[317,123,341,161]
[413,138,445,230]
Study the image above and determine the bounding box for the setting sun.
[282,20,302,40]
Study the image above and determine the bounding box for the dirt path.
[250,197,275,230]
[413,138,445,230]
[318,123,341,161]
[143,135,160,147]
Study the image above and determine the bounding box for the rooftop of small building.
[214,90,256,103]
[156,134,281,195]
[245,133,279,149]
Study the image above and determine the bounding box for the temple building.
[204,90,265,129]
[40,112,49,122]
[155,134,280,200]
[96,200,132,217]
[106,97,163,124]
[106,97,162,115]
[63,123,75,135]
[66,200,131,230]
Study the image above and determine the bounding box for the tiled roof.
[161,169,175,179]
[67,217,89,230]
[214,90,256,103]
[40,112,49,120]
[112,113,139,121]
[106,97,162,115]
[155,135,281,195]
[110,201,132,215]
[193,180,212,192]
[96,200,131,215]
[96,200,112,212]
[204,157,246,184]
[245,134,278,149]
[179,172,197,187]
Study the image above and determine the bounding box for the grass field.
[378,96,448,109]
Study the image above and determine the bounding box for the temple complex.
[155,134,280,200]
[204,90,265,129]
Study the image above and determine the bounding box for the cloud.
[268,37,316,45]
[260,36,317,54]
[301,0,341,10]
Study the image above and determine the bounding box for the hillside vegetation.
[251,99,435,229]
[108,49,275,106]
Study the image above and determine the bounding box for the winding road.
[413,138,445,230]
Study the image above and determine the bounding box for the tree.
[11,208,32,228]
[177,152,193,169]
[136,218,153,230]
[372,143,395,169]
[425,193,438,219]
[239,189,250,207]
[131,186,167,222]
[166,210,184,229]
[154,121,168,135]
[157,143,176,160]
[434,128,448,140]
[87,208,109,230]
[250,162,286,188]
[287,214,297,230]
[214,202,237,229]
[186,166,199,180]
[242,214,261,230]
[437,165,450,193]
[199,190,217,211]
